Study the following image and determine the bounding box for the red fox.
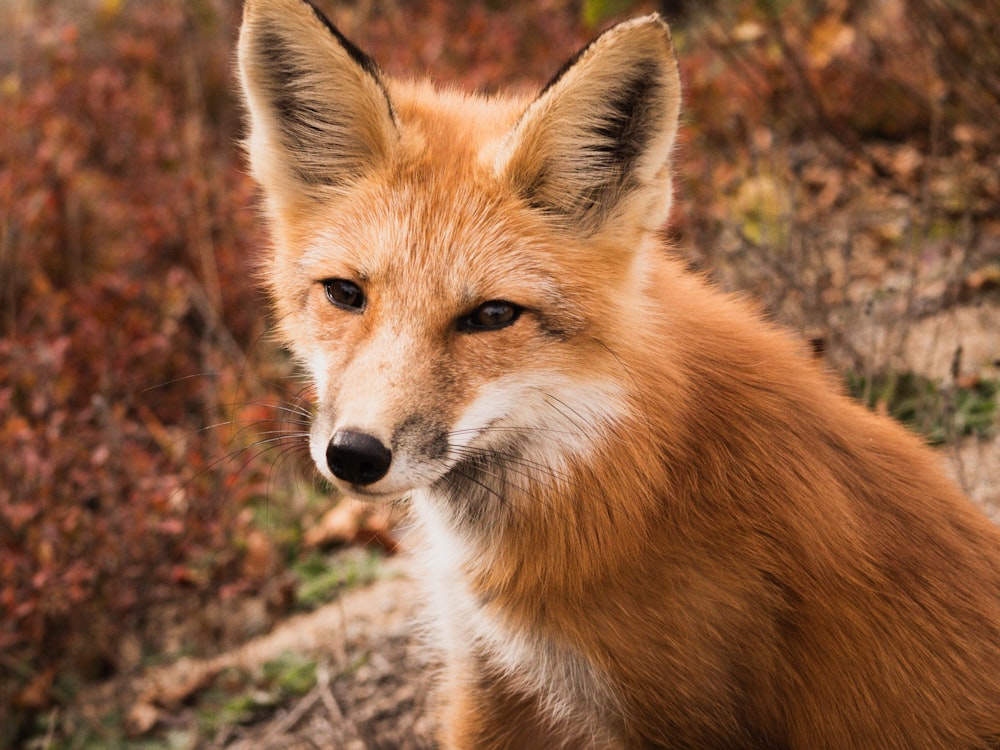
[238,1,1000,747]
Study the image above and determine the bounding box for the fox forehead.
[245,7,680,350]
[387,79,530,167]
[289,87,587,322]
[298,182,561,304]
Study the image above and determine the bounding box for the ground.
[132,559,439,749]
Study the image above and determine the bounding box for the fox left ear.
[238,0,397,202]
[497,15,681,236]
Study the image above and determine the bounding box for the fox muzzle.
[325,429,393,486]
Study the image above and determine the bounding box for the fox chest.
[481,605,606,703]
[421,566,617,740]
[457,590,622,738]
[412,495,624,742]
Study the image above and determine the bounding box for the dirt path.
[127,560,437,749]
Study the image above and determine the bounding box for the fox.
[237,1,1000,747]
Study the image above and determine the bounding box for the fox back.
[238,2,1000,747]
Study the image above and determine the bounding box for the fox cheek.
[306,350,334,404]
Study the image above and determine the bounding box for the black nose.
[326,430,392,486]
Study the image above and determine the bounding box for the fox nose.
[326,430,392,486]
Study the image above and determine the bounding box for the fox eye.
[321,279,365,311]
[458,300,522,332]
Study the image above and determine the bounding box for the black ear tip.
[238,0,398,192]
[244,0,383,85]
[300,0,384,83]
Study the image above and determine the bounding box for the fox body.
[238,2,1000,747]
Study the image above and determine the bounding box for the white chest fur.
[411,491,621,746]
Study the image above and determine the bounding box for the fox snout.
[325,429,392,486]
[311,399,455,499]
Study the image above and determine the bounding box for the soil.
[200,569,439,750]
[103,559,439,749]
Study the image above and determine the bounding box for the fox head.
[238,0,681,517]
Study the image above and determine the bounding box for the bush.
[0,0,292,740]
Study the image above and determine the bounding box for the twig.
[316,662,367,749]
[268,685,322,736]
[40,706,58,750]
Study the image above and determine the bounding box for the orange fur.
[239,2,1000,747]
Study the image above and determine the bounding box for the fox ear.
[497,15,680,235]
[238,0,397,199]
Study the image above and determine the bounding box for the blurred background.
[2,0,999,747]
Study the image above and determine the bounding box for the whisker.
[447,445,570,486]
[259,443,317,514]
[438,444,571,524]
[169,432,309,514]
[584,336,657,450]
[447,425,579,437]
[441,464,512,523]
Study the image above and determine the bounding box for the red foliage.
[0,0,281,732]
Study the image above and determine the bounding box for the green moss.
[846,371,997,444]
[294,549,385,611]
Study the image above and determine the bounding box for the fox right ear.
[497,15,681,237]
[238,0,397,199]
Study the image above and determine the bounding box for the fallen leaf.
[125,702,160,736]
[965,265,1000,292]
[304,501,400,554]
[731,22,765,44]
[305,501,366,548]
[14,667,55,708]
[807,15,855,69]
[242,528,278,582]
[139,656,218,710]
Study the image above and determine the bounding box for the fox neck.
[409,407,672,606]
